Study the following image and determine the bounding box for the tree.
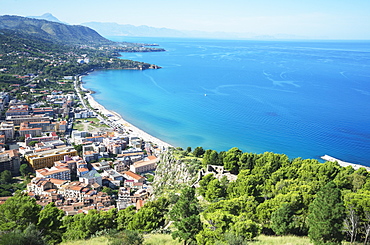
[169,187,202,245]
[0,192,41,232]
[28,140,39,147]
[193,147,205,157]
[343,205,359,244]
[202,150,219,167]
[0,224,47,245]
[231,215,260,241]
[0,170,12,184]
[127,206,163,232]
[223,147,242,174]
[205,179,226,202]
[37,202,65,244]
[271,203,295,235]
[117,206,136,231]
[307,182,345,245]
[186,147,192,154]
[19,164,30,177]
[198,174,216,197]
[102,186,114,196]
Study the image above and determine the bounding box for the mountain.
[0,15,112,45]
[27,13,67,24]
[82,21,310,40]
[82,22,187,38]
[82,21,250,39]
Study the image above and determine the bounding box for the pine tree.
[271,203,295,235]
[307,181,345,245]
[170,187,202,245]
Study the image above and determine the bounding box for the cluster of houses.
[0,88,162,215]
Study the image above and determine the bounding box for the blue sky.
[1,0,370,39]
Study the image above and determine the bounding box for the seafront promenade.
[321,155,370,171]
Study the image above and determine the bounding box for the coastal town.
[2,14,370,245]
[0,71,171,215]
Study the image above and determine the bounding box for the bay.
[83,37,370,165]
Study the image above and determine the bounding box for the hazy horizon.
[1,0,370,40]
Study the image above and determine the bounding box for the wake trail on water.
[142,71,170,94]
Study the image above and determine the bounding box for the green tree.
[73,144,83,156]
[197,210,234,244]
[102,186,114,196]
[0,170,12,184]
[127,206,162,232]
[239,152,258,171]
[117,206,136,231]
[0,224,47,245]
[170,187,202,245]
[37,202,65,244]
[231,215,260,241]
[0,192,41,231]
[223,147,242,174]
[28,140,39,147]
[307,182,345,245]
[198,174,216,197]
[202,150,219,167]
[193,147,205,157]
[271,203,295,235]
[19,164,30,177]
[205,179,226,202]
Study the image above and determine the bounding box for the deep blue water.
[83,37,370,165]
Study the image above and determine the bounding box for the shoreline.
[78,76,174,151]
[321,155,370,171]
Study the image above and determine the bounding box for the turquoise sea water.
[83,37,370,165]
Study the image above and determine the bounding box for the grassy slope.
[59,234,364,245]
[59,234,311,245]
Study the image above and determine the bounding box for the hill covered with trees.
[1,147,370,245]
[0,15,112,45]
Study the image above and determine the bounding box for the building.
[24,133,59,146]
[129,156,158,174]
[36,166,71,180]
[103,169,124,181]
[27,177,67,196]
[32,107,54,117]
[5,104,29,117]
[79,169,102,187]
[6,114,51,126]
[19,122,42,137]
[0,149,20,174]
[0,122,15,140]
[25,146,78,170]
[0,92,10,111]
[123,171,145,183]
[91,160,111,171]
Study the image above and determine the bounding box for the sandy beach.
[78,78,174,150]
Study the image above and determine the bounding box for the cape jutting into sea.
[82,37,370,166]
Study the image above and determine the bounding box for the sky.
[1,0,370,39]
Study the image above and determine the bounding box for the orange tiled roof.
[124,171,144,180]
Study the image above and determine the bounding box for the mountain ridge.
[0,15,112,45]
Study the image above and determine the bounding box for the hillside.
[0,15,112,45]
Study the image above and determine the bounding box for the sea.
[82,37,370,165]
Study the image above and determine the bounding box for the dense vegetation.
[1,148,369,245]
[155,147,370,244]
